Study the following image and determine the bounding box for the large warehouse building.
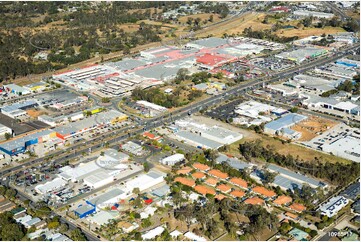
[264,113,308,140]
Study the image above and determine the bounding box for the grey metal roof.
[268,164,325,187]
[1,100,38,113]
[0,129,53,151]
[176,130,223,149]
[189,37,228,48]
[147,171,164,179]
[265,113,307,131]
[273,174,303,191]
[151,184,170,197]
[134,64,178,80]
[88,188,124,206]
[107,58,147,71]
[340,182,360,200]
[104,149,129,161]
[216,154,252,170]
[74,204,94,214]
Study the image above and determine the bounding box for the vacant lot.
[276,26,346,38]
[228,130,351,164]
[292,116,338,141]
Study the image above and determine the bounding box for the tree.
[47,221,60,230]
[262,169,277,184]
[209,15,214,22]
[1,223,24,241]
[70,229,86,241]
[175,68,189,83]
[101,97,110,103]
[337,80,353,92]
[5,188,16,199]
[143,162,150,172]
[4,133,12,140]
[59,223,69,233]
[290,107,298,113]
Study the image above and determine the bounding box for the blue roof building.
[74,204,96,219]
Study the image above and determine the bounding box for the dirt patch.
[26,109,46,118]
[292,116,338,141]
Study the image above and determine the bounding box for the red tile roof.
[194,185,216,196]
[174,177,195,187]
[205,177,218,186]
[229,177,248,189]
[289,203,307,213]
[215,194,226,200]
[196,53,227,67]
[193,163,210,171]
[273,195,292,206]
[244,197,264,205]
[176,167,193,175]
[252,186,276,198]
[191,172,206,179]
[208,169,229,180]
[230,190,246,198]
[216,184,232,193]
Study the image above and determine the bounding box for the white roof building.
[142,225,165,240]
[35,177,67,194]
[124,171,165,195]
[83,171,114,189]
[87,211,118,226]
[136,100,168,112]
[319,196,349,217]
[160,153,185,166]
[184,232,207,241]
[322,136,360,162]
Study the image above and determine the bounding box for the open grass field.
[276,26,346,38]
[228,130,352,164]
[291,116,338,141]
[178,13,221,24]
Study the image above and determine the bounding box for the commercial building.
[318,196,349,217]
[35,177,68,194]
[196,53,236,70]
[74,204,96,219]
[121,141,143,156]
[264,113,308,140]
[135,100,168,117]
[53,110,127,139]
[24,82,48,92]
[315,64,358,79]
[87,211,118,226]
[275,47,327,63]
[287,74,342,94]
[159,153,185,166]
[175,130,223,149]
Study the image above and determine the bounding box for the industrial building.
[318,196,349,217]
[0,100,38,119]
[87,188,125,209]
[123,170,165,195]
[287,74,343,94]
[174,118,243,147]
[3,84,31,96]
[322,136,360,162]
[293,10,334,19]
[0,123,12,140]
[315,63,358,79]
[35,177,68,194]
[24,82,48,92]
[0,129,57,156]
[159,153,185,166]
[59,149,128,182]
[74,203,96,219]
[264,113,308,140]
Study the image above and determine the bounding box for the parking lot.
[251,56,295,72]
